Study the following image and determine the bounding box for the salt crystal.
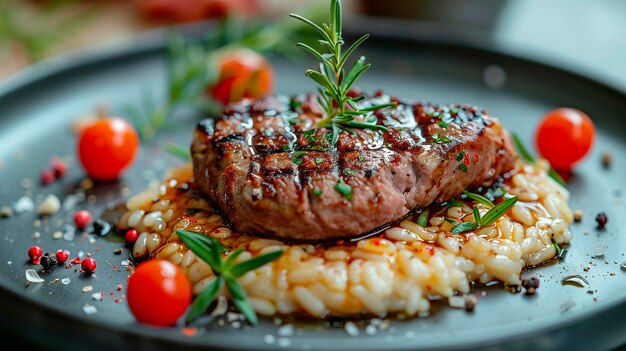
[277,324,294,337]
[52,231,63,240]
[61,278,71,285]
[365,325,377,335]
[63,225,76,241]
[231,321,241,329]
[344,321,359,336]
[78,251,84,258]
[120,260,130,266]
[370,318,382,326]
[226,312,241,322]
[13,197,34,213]
[448,296,466,309]
[82,304,97,315]
[82,285,93,293]
[7,261,12,265]
[25,269,44,283]
[263,335,275,345]
[62,193,85,211]
[593,246,605,258]
[37,194,61,216]
[92,292,103,301]
[277,338,291,348]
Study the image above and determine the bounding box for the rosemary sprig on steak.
[290,0,395,144]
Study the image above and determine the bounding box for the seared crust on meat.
[191,94,518,241]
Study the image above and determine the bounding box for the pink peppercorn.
[51,157,67,178]
[28,246,43,264]
[81,257,97,273]
[55,250,69,264]
[74,210,92,230]
[41,169,55,185]
[125,229,139,243]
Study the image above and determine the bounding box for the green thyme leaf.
[452,222,478,235]
[472,206,482,226]
[512,133,535,163]
[186,275,224,323]
[224,273,258,325]
[417,208,430,227]
[463,190,495,208]
[229,250,284,278]
[480,196,518,226]
[334,178,352,200]
[456,151,465,161]
[315,157,324,165]
[458,164,468,173]
[164,143,191,161]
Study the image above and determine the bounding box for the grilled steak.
[191,93,518,241]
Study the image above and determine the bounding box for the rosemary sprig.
[451,196,518,234]
[176,230,283,324]
[463,190,495,208]
[126,13,317,141]
[290,0,394,144]
[512,133,566,186]
[164,142,191,161]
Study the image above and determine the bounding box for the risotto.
[117,160,572,318]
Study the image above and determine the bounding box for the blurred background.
[1,0,626,90]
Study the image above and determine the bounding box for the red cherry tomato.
[127,260,192,327]
[78,118,139,181]
[535,108,595,170]
[210,48,274,105]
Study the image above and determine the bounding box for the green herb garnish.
[463,190,495,208]
[290,0,394,145]
[458,164,468,173]
[417,208,430,227]
[432,133,452,143]
[358,155,365,162]
[164,142,191,161]
[177,230,283,324]
[512,133,566,186]
[312,188,323,197]
[315,157,324,165]
[334,178,352,200]
[456,151,465,161]
[451,196,518,234]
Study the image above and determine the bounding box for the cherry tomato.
[78,118,139,181]
[127,260,191,327]
[209,48,274,105]
[535,108,595,170]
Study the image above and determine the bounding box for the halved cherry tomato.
[535,108,595,170]
[127,260,191,327]
[209,48,274,105]
[78,118,139,181]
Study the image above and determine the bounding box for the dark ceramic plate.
[0,19,625,351]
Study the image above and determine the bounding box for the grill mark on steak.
[192,93,518,241]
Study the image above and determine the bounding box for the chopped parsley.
[289,99,302,111]
[458,164,468,173]
[282,144,292,152]
[358,155,365,162]
[303,129,316,143]
[456,151,465,161]
[432,133,451,143]
[312,188,323,197]
[345,168,356,176]
[315,157,324,165]
[334,178,352,201]
[291,151,306,165]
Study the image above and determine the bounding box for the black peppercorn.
[40,253,57,271]
[596,212,608,230]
